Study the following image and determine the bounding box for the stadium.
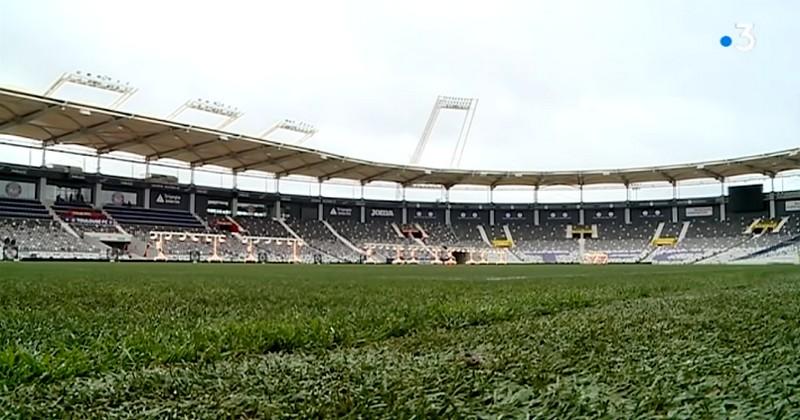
[0,84,799,265]
[2,2,800,417]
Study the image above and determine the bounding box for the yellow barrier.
[652,237,677,246]
[754,220,779,229]
[492,239,513,248]
[572,226,593,234]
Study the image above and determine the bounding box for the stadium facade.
[0,87,799,264]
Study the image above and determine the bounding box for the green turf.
[1,263,799,418]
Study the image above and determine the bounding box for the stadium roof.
[0,86,798,188]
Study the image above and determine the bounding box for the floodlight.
[259,118,318,145]
[167,98,243,129]
[43,70,138,108]
[437,96,473,110]
[410,95,478,168]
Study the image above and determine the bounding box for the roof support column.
[231,196,238,217]
[360,182,365,200]
[37,177,47,201]
[190,166,196,185]
[93,182,101,208]
[401,185,407,224]
[719,178,726,222]
[769,193,776,219]
[318,180,324,221]
[41,144,48,168]
[96,154,102,175]
[143,187,151,209]
[144,159,151,178]
[624,183,631,225]
[276,176,281,195]
[488,186,494,204]
[769,176,776,219]
[671,181,678,223]
[444,186,451,226]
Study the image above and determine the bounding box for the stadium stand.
[105,205,205,229]
[0,85,798,264]
[0,197,51,219]
[235,215,290,237]
[0,218,102,255]
[416,222,459,247]
[52,202,119,235]
[449,220,488,248]
[287,219,361,262]
[328,219,404,246]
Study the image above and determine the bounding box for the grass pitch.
[1,263,799,418]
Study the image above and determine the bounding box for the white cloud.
[0,0,798,201]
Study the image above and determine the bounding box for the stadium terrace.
[0,86,798,264]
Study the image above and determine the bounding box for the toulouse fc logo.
[4,182,22,198]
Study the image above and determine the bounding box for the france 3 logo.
[720,23,755,51]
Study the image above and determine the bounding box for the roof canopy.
[0,87,798,188]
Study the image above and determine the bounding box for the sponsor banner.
[685,206,713,217]
[329,207,353,217]
[370,208,395,218]
[0,180,36,200]
[150,190,188,210]
[62,209,112,224]
[785,200,800,212]
[155,192,182,205]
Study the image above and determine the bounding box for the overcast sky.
[0,0,798,200]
